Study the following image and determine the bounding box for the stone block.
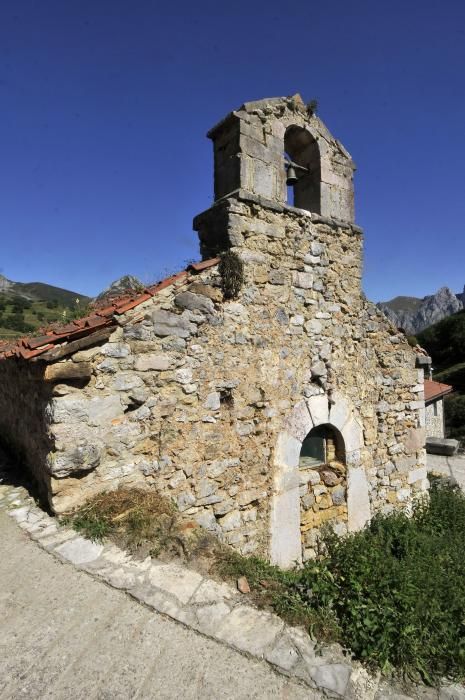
[426,437,459,456]
[343,418,364,453]
[149,309,196,338]
[174,291,215,314]
[309,663,352,697]
[55,537,104,565]
[148,563,203,605]
[407,467,427,484]
[394,455,416,473]
[440,684,465,700]
[284,400,313,442]
[50,442,101,478]
[252,159,276,200]
[204,391,221,410]
[307,394,329,426]
[134,353,172,371]
[238,489,266,506]
[347,467,371,531]
[265,632,300,672]
[292,271,313,289]
[101,343,131,358]
[49,395,123,427]
[273,431,301,469]
[218,509,241,531]
[194,601,232,636]
[329,392,352,431]
[112,373,144,391]
[270,486,301,568]
[216,605,284,657]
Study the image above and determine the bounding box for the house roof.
[0,259,220,363]
[424,379,453,403]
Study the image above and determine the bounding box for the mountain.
[0,274,90,307]
[378,286,464,335]
[95,275,143,303]
[0,275,90,339]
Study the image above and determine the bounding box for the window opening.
[284,126,321,213]
[299,425,344,468]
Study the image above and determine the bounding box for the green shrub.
[279,482,465,684]
[445,394,465,442]
[223,481,465,685]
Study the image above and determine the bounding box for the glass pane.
[299,436,325,468]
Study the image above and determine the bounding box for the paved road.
[0,509,317,700]
[427,453,465,489]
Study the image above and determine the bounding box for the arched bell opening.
[284,125,321,212]
[299,424,348,561]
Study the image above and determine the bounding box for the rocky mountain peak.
[96,275,144,302]
[378,285,464,334]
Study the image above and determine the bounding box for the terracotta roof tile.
[188,258,220,272]
[18,344,55,360]
[0,258,219,363]
[424,379,453,402]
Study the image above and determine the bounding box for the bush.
[221,481,465,684]
[278,482,465,684]
[417,310,465,371]
[445,394,465,442]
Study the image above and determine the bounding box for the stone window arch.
[299,424,345,469]
[299,424,347,561]
[270,392,370,568]
[284,125,321,212]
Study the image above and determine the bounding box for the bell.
[286,164,298,186]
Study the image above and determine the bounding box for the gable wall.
[0,198,427,561]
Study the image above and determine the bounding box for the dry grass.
[64,487,222,567]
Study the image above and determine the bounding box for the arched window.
[284,126,321,213]
[299,424,345,469]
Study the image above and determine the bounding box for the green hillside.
[417,310,465,443]
[0,281,91,340]
[380,295,422,313]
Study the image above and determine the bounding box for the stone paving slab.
[1,472,464,700]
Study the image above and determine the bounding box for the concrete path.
[427,453,465,489]
[0,508,315,700]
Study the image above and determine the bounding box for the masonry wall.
[0,360,53,503]
[0,197,428,563]
[425,400,445,439]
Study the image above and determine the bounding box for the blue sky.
[1,0,464,302]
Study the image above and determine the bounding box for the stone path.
[1,464,464,700]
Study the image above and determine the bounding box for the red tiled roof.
[424,379,453,402]
[0,259,220,363]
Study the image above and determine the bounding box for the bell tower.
[194,94,356,259]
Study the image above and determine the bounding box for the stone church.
[0,95,427,567]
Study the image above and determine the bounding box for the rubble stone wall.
[0,360,53,501]
[425,400,445,438]
[0,195,426,565]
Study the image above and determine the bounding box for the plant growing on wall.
[219,250,244,300]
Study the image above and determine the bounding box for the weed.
[218,250,244,299]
